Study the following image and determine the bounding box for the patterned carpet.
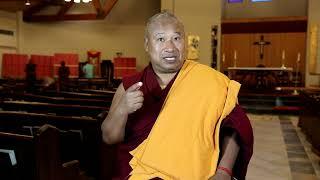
[246,113,320,180]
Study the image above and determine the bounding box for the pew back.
[0,124,82,180]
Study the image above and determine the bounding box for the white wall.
[162,0,222,68]
[0,10,18,77]
[223,0,307,19]
[18,0,160,70]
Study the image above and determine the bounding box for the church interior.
[0,0,319,179]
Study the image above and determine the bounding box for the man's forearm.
[101,106,128,144]
[218,132,240,170]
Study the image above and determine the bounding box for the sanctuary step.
[239,91,301,113]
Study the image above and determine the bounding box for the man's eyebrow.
[154,32,164,36]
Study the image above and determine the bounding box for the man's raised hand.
[121,82,144,114]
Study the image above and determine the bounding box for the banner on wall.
[187,35,200,60]
[309,24,318,74]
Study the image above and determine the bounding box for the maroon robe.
[112,64,253,180]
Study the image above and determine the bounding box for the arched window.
[251,0,272,2]
[228,0,243,3]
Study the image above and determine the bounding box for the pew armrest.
[62,160,82,180]
[0,149,17,166]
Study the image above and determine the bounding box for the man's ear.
[144,37,149,52]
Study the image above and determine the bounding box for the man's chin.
[160,64,182,73]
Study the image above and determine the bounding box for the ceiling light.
[25,0,31,6]
[65,0,92,3]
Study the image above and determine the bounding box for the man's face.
[145,19,185,74]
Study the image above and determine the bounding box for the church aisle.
[246,114,320,180]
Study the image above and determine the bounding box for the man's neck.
[155,72,177,89]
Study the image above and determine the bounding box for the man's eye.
[174,36,181,41]
[157,38,165,42]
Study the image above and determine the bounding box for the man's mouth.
[162,56,178,62]
[164,57,175,60]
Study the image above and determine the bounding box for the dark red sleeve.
[122,72,143,90]
[219,104,254,180]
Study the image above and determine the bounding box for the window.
[251,0,272,2]
[228,0,243,3]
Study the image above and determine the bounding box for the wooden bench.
[299,91,320,155]
[3,92,112,107]
[39,90,113,101]
[0,124,83,180]
[0,100,108,118]
[0,110,102,178]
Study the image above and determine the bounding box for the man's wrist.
[217,166,233,177]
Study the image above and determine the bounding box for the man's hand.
[101,82,144,144]
[120,82,144,114]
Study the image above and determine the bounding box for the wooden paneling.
[221,34,253,72]
[221,17,308,34]
[220,32,306,78]
[280,33,306,75]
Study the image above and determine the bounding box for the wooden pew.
[0,124,83,180]
[39,90,113,101]
[76,89,116,96]
[3,92,112,107]
[299,91,320,155]
[0,110,102,179]
[68,78,115,90]
[0,100,108,118]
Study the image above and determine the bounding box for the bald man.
[101,11,253,180]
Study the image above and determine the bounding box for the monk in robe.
[101,11,253,180]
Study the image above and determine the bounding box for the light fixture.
[25,0,31,6]
[65,0,92,3]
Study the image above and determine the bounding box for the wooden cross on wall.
[253,35,271,59]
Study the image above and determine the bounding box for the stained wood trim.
[222,16,308,23]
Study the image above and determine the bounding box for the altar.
[228,67,294,91]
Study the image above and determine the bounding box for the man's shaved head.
[144,11,185,39]
[143,11,186,74]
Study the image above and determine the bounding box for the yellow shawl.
[129,60,240,180]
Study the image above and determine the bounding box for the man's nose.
[164,40,176,52]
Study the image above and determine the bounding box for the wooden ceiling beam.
[24,13,98,22]
[101,0,118,17]
[57,1,73,17]
[91,0,102,14]
[0,0,42,1]
[23,0,119,22]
